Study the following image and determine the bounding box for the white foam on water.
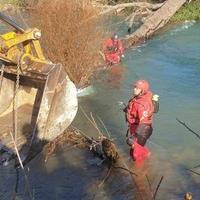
[77,85,96,97]
[170,20,196,35]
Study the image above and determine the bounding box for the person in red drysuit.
[124,80,159,161]
[103,33,125,65]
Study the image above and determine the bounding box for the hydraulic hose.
[0,12,25,33]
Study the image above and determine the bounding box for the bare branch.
[90,112,104,137]
[186,168,200,176]
[99,2,163,15]
[128,9,152,31]
[96,115,111,138]
[98,165,113,188]
[192,164,200,169]
[80,106,103,137]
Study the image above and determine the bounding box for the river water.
[74,20,200,199]
[1,21,200,199]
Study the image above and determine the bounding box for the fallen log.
[123,0,187,48]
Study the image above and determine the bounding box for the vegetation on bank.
[100,0,200,22]
[2,0,200,22]
[0,0,21,7]
[171,0,200,22]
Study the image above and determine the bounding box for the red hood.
[136,91,153,102]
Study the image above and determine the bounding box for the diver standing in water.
[124,80,159,161]
[102,33,125,66]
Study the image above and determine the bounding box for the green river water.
[75,20,200,199]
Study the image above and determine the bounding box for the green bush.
[0,0,26,7]
[172,0,200,22]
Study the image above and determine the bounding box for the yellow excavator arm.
[0,12,78,161]
[0,28,47,66]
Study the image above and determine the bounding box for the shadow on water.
[0,123,48,200]
[0,112,138,200]
[71,100,154,199]
[153,161,200,200]
[11,141,139,200]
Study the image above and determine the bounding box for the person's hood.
[136,91,152,101]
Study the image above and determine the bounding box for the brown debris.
[101,137,119,163]
[184,192,193,200]
[43,129,120,164]
[43,130,88,162]
[29,0,106,87]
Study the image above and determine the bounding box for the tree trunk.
[123,0,187,48]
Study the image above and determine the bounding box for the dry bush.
[44,130,88,162]
[29,0,105,87]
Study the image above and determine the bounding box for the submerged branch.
[153,176,164,200]
[176,118,200,140]
[98,164,113,188]
[114,166,137,176]
[145,174,154,200]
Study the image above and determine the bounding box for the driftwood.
[123,0,187,47]
[184,192,193,200]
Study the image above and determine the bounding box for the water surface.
[75,20,200,199]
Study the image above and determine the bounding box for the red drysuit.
[126,91,154,161]
[103,38,125,65]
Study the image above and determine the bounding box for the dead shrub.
[43,130,88,162]
[29,0,105,87]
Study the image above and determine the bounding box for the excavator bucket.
[0,12,78,160]
[0,62,78,157]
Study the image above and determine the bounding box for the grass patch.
[171,0,200,22]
